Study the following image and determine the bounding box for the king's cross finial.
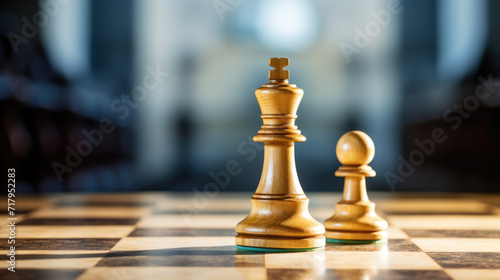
[268,57,290,81]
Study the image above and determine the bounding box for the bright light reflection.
[255,0,319,52]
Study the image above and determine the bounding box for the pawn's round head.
[336,131,375,166]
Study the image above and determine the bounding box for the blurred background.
[1,0,499,193]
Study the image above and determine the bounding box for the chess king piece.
[235,57,325,251]
[323,131,388,243]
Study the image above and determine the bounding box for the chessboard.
[1,192,500,280]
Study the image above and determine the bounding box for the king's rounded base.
[324,230,387,241]
[235,235,325,250]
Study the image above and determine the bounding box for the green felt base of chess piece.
[326,238,387,245]
[236,245,324,253]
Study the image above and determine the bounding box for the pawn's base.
[235,235,325,250]
[324,230,387,241]
[326,238,387,244]
[236,245,324,253]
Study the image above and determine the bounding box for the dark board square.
[325,239,421,252]
[266,268,325,280]
[0,253,107,261]
[383,210,496,215]
[326,269,453,280]
[18,218,140,226]
[55,201,154,207]
[129,228,235,237]
[428,252,500,269]
[404,229,500,238]
[266,269,452,280]
[154,210,249,215]
[0,269,84,280]
[96,246,251,267]
[0,238,120,251]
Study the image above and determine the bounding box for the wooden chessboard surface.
[1,192,500,280]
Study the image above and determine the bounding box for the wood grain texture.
[0,192,500,279]
[235,58,325,249]
[324,131,388,241]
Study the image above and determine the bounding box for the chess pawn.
[323,131,388,243]
[235,58,325,251]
